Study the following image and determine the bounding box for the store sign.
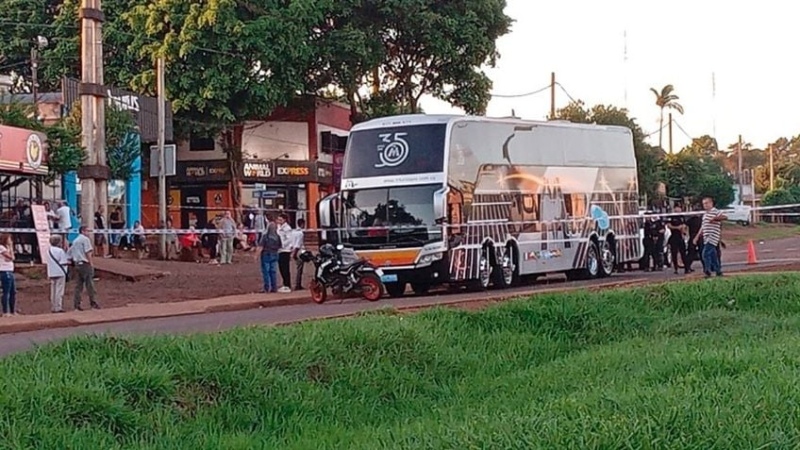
[243,162,272,178]
[0,125,48,175]
[242,160,333,184]
[175,160,231,184]
[277,165,310,177]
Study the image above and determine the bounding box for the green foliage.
[64,101,139,180]
[4,275,800,447]
[762,188,796,207]
[662,151,734,206]
[0,99,84,181]
[552,100,664,200]
[316,0,512,120]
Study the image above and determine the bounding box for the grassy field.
[726,222,799,244]
[3,275,800,449]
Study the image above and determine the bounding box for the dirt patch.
[14,252,311,315]
[724,223,799,245]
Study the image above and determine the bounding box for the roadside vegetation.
[3,274,800,449]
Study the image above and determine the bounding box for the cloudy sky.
[422,0,797,151]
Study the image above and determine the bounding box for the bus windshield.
[342,184,442,248]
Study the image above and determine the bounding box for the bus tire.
[599,238,616,278]
[566,241,602,281]
[384,282,406,298]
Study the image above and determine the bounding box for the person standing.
[253,208,266,241]
[642,213,664,271]
[94,205,108,258]
[68,226,101,310]
[109,206,125,258]
[0,233,16,316]
[255,222,281,293]
[667,205,691,274]
[219,210,236,265]
[276,213,293,293]
[46,235,69,313]
[291,218,306,291]
[693,196,728,278]
[55,201,72,245]
[686,206,703,270]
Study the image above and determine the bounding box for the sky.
[421,0,798,152]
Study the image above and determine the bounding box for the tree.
[551,100,664,201]
[0,0,148,93]
[762,188,795,207]
[649,84,684,151]
[125,0,331,212]
[64,101,140,181]
[661,151,734,207]
[315,0,513,122]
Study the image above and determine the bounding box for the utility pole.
[79,0,107,230]
[668,113,673,154]
[737,134,743,205]
[549,72,556,119]
[157,57,167,259]
[30,36,47,201]
[768,143,775,191]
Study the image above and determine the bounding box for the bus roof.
[350,114,633,136]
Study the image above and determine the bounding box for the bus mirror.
[318,193,339,228]
[433,189,447,222]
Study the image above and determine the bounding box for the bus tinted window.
[343,124,446,179]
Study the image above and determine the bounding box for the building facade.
[161,98,350,229]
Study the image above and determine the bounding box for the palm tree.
[650,84,685,151]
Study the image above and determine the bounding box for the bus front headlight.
[417,252,444,266]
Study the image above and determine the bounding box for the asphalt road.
[2,246,798,358]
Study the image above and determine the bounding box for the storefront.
[241,159,333,227]
[0,124,49,262]
[170,160,232,229]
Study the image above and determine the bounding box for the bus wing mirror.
[433,188,447,222]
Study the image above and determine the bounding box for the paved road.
[1,250,798,358]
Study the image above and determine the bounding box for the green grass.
[727,222,799,244]
[4,275,800,449]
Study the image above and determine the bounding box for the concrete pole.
[79,0,107,232]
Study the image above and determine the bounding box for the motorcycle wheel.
[359,273,383,302]
[310,280,327,304]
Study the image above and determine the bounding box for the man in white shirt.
[68,226,100,310]
[46,234,69,313]
[56,201,72,244]
[276,213,293,293]
[290,218,306,290]
[219,210,237,265]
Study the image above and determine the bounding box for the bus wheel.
[599,239,616,278]
[506,244,520,286]
[411,282,430,296]
[585,241,602,279]
[385,282,406,298]
[492,246,515,288]
[478,247,492,289]
[567,242,601,281]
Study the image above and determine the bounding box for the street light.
[30,35,48,107]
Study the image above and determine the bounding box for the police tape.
[6,202,800,236]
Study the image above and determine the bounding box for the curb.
[0,293,313,335]
[1,266,797,336]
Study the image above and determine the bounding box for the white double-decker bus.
[318,114,643,297]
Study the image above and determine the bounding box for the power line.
[672,119,693,140]
[490,84,550,99]
[555,82,577,104]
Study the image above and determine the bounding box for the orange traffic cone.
[747,240,758,265]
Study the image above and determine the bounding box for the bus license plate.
[380,273,398,283]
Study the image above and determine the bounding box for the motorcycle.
[299,243,385,304]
